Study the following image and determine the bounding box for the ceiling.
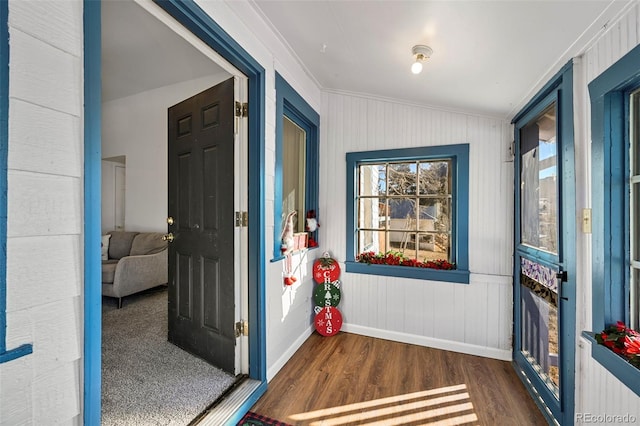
[101,0,227,103]
[250,0,628,118]
[102,0,629,118]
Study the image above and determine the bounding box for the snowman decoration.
[280,211,297,285]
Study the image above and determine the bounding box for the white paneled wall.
[574,1,640,417]
[320,92,514,359]
[0,1,84,425]
[578,343,640,421]
[102,74,229,232]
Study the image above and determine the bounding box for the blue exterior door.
[513,63,576,425]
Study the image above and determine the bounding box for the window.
[0,0,32,363]
[630,89,640,330]
[345,145,469,283]
[282,117,307,232]
[273,73,319,258]
[589,43,640,396]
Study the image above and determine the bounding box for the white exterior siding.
[320,91,514,359]
[574,1,640,418]
[0,1,84,425]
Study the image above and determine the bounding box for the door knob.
[167,216,174,225]
[162,233,175,242]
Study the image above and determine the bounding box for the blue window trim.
[582,332,640,396]
[345,144,470,284]
[273,72,319,260]
[0,0,33,364]
[589,42,640,397]
[85,1,269,424]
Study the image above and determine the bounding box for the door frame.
[83,1,267,424]
[511,60,576,425]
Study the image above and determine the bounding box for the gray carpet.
[102,288,236,425]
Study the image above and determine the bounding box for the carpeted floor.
[102,287,236,426]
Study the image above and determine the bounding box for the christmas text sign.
[314,306,343,337]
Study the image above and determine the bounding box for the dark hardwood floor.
[250,332,547,426]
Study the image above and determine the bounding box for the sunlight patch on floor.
[289,384,478,425]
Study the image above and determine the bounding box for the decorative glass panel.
[520,258,559,399]
[520,103,558,254]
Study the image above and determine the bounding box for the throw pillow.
[101,234,111,261]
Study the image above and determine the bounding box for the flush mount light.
[411,44,433,74]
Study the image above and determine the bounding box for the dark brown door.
[167,78,235,373]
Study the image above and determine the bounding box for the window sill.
[345,261,470,284]
[581,331,640,397]
[0,343,33,364]
[270,246,318,263]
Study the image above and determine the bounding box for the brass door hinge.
[235,320,248,337]
[235,101,248,118]
[235,211,248,227]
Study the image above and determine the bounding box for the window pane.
[633,90,640,176]
[388,163,417,196]
[358,197,384,230]
[359,164,385,196]
[358,229,384,254]
[634,182,640,264]
[419,161,450,195]
[419,197,449,233]
[419,233,449,261]
[388,198,416,224]
[632,268,640,331]
[520,103,558,254]
[631,89,640,329]
[282,117,306,232]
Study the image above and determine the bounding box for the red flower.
[616,321,627,332]
[624,336,640,355]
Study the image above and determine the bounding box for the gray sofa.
[102,231,168,308]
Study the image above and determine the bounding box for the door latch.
[557,270,568,301]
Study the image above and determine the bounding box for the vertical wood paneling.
[578,342,640,420]
[575,2,640,418]
[322,92,513,357]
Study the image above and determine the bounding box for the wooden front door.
[167,78,236,373]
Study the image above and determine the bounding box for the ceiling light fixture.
[411,44,433,75]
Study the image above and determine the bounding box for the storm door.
[513,70,576,425]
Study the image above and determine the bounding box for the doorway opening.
[98,0,251,424]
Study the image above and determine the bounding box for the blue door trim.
[83,1,102,424]
[512,61,576,426]
[84,1,267,423]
